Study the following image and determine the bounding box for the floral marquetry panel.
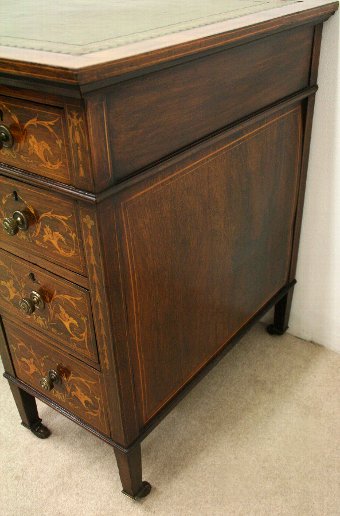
[0,249,98,364]
[4,318,109,434]
[0,95,70,182]
[0,176,86,275]
[65,105,93,191]
[0,96,93,189]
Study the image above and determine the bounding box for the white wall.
[288,11,340,352]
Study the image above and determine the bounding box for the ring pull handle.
[3,210,30,236]
[19,290,45,315]
[40,369,61,391]
[0,124,14,150]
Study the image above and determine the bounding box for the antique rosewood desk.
[0,0,337,500]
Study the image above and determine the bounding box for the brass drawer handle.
[19,290,45,315]
[3,210,29,236]
[40,369,61,391]
[0,123,14,149]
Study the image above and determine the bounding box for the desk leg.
[9,384,51,439]
[267,286,295,336]
[114,444,151,500]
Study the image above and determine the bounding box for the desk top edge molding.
[0,1,338,92]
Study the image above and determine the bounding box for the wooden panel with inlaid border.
[81,202,141,445]
[115,106,303,424]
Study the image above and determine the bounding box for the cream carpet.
[0,324,339,516]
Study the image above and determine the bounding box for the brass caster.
[122,481,152,500]
[266,324,287,336]
[22,419,51,439]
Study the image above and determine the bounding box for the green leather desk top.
[2,0,297,55]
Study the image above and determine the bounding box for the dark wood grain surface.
[114,105,302,423]
[105,25,312,182]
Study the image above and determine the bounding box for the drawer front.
[0,96,70,181]
[0,95,92,189]
[0,176,86,275]
[4,319,109,435]
[0,249,98,364]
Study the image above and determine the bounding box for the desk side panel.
[111,105,302,425]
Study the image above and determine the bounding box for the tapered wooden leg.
[267,286,295,336]
[9,384,51,439]
[114,444,151,500]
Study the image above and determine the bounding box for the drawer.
[4,318,109,435]
[0,249,98,364]
[0,176,86,275]
[0,95,92,189]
